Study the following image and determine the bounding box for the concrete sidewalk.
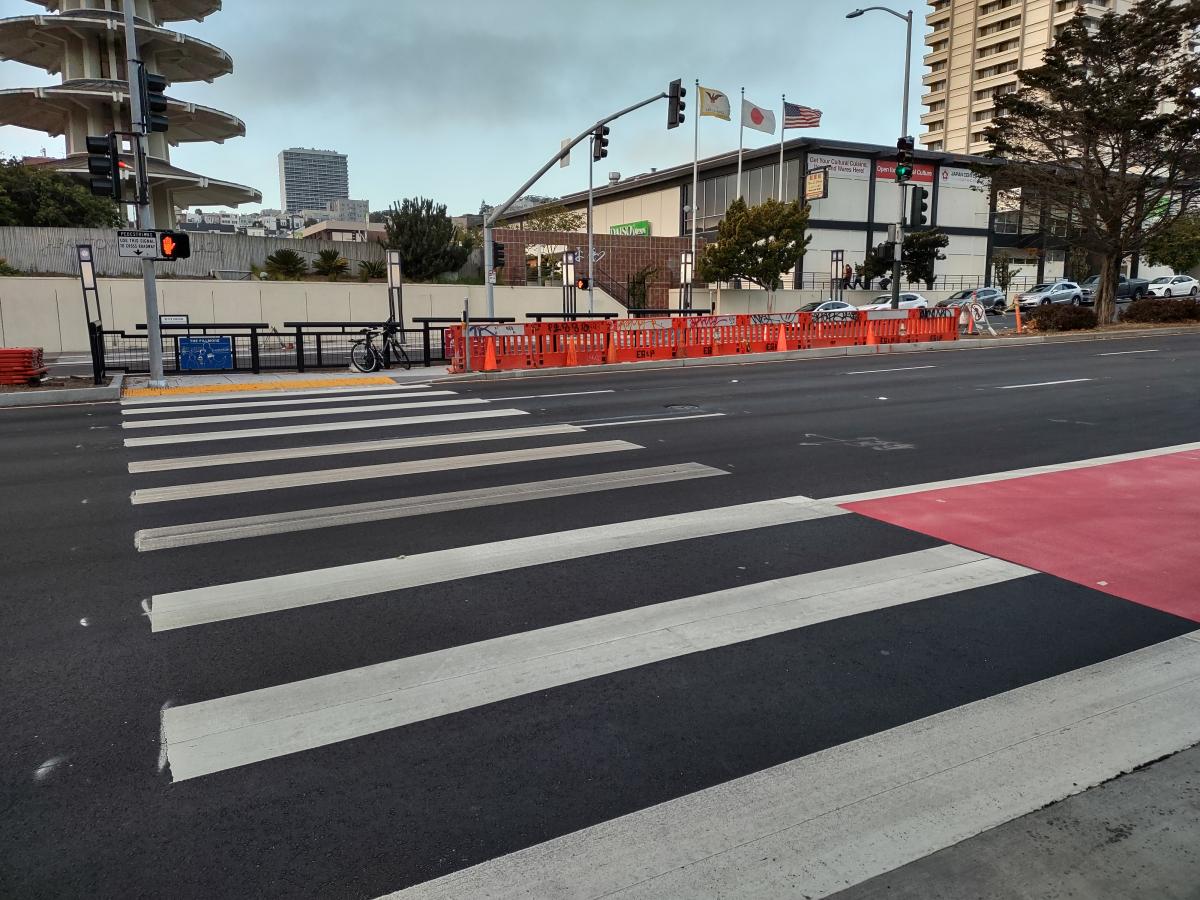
[120,366,446,397]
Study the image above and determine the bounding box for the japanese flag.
[742,99,776,134]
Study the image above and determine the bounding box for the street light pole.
[847,6,914,309]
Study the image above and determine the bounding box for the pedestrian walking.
[842,264,853,290]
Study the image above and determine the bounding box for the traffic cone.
[606,334,618,364]
[483,337,498,371]
[866,321,878,346]
[564,336,579,367]
[776,323,788,352]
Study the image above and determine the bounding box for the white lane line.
[826,440,1200,505]
[120,383,428,406]
[123,409,526,447]
[581,413,726,428]
[130,440,640,505]
[843,365,937,375]
[995,378,1093,389]
[487,389,616,401]
[127,424,585,473]
[1098,349,1160,357]
[383,629,1200,900]
[136,463,726,551]
[121,397,486,429]
[122,390,454,416]
[163,546,1027,781]
[148,495,848,631]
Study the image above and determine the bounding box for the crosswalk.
[119,380,1200,898]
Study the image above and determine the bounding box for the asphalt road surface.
[3,332,1199,899]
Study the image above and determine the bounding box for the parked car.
[797,300,855,313]
[937,287,1008,315]
[1079,274,1149,303]
[1018,281,1084,309]
[1146,274,1199,298]
[860,292,930,310]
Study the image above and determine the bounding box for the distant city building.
[297,220,386,243]
[328,198,369,222]
[278,147,349,214]
[452,213,484,231]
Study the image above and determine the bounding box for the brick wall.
[492,229,705,309]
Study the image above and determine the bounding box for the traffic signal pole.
[123,2,165,386]
[482,88,670,318]
[588,134,595,313]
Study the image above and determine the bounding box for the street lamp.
[847,6,915,309]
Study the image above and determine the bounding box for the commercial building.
[278,147,350,214]
[922,0,1134,155]
[328,198,369,222]
[296,220,386,243]
[0,0,260,224]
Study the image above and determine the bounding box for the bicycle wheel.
[349,340,379,373]
[392,340,412,370]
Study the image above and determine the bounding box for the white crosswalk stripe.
[161,547,1030,781]
[121,397,486,429]
[120,382,430,406]
[122,389,453,416]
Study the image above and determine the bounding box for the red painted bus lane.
[843,451,1200,622]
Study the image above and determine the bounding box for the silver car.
[1018,281,1084,309]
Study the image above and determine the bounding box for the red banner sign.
[875,160,935,184]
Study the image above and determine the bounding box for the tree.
[983,0,1200,323]
[863,243,893,285]
[368,210,389,224]
[513,204,585,234]
[312,248,349,281]
[696,198,811,292]
[383,196,472,282]
[1142,213,1200,274]
[993,252,1016,293]
[902,229,949,290]
[0,157,122,227]
[264,248,308,280]
[626,265,658,309]
[1066,245,1091,282]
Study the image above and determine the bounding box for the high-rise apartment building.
[278,147,350,214]
[921,0,1133,155]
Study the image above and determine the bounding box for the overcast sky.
[0,0,926,214]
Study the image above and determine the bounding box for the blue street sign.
[179,336,233,371]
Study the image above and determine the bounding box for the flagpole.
[736,87,745,200]
[691,78,699,280]
[778,93,786,201]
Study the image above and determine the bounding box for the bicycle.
[349,317,411,372]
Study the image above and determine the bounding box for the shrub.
[1028,305,1097,332]
[264,248,308,280]
[1120,297,1200,324]
[0,257,17,276]
[358,259,385,281]
[313,248,350,281]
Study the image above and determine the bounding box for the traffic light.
[875,241,896,268]
[895,135,915,182]
[909,186,930,227]
[140,69,169,133]
[592,125,610,162]
[575,276,590,291]
[667,78,687,129]
[492,240,506,267]
[157,230,190,261]
[85,134,121,201]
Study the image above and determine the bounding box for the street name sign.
[117,230,159,259]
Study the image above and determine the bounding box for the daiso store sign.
[874,160,935,184]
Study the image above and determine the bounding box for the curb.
[433,327,1196,382]
[0,372,124,407]
[119,374,398,398]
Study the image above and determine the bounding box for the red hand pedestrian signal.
[157,230,191,261]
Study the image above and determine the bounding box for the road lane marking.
[486,390,616,401]
[825,440,1200,505]
[995,378,1093,389]
[148,495,848,631]
[121,398,486,429]
[127,424,585,473]
[162,547,1026,780]
[130,440,640,504]
[121,383,428,406]
[135,463,726,550]
[122,390,453,416]
[580,413,726,428]
[122,409,526,447]
[383,629,1200,900]
[1097,349,1160,356]
[843,365,937,375]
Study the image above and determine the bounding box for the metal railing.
[283,322,429,371]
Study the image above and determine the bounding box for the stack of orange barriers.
[448,309,958,374]
[0,347,47,385]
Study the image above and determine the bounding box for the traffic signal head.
[895,135,915,183]
[141,69,170,133]
[668,78,687,129]
[575,276,590,291]
[910,186,930,226]
[85,134,122,202]
[157,230,190,261]
[492,240,506,267]
[592,125,610,162]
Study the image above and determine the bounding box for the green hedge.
[1028,305,1098,332]
[1120,297,1200,323]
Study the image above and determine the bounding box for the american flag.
[784,101,822,129]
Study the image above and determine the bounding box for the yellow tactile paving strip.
[122,376,396,398]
